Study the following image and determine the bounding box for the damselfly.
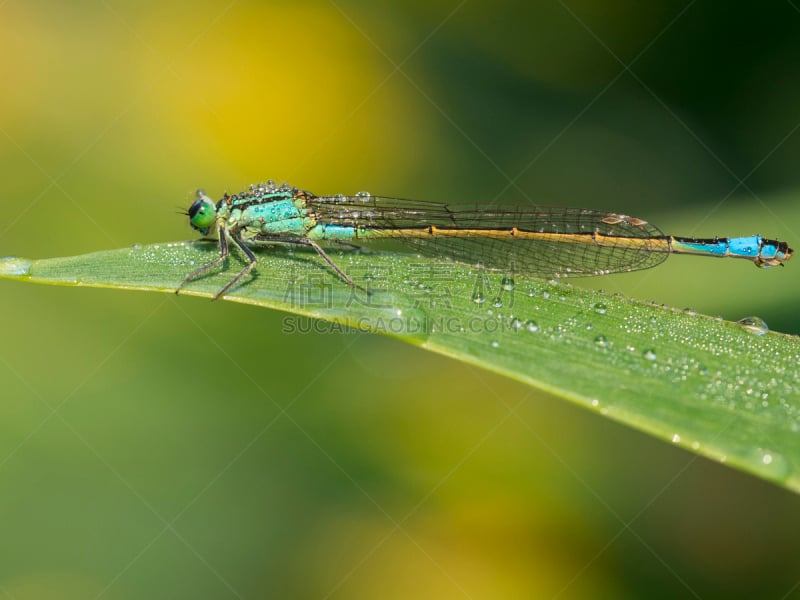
[176,181,793,300]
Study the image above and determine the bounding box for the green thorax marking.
[220,186,316,237]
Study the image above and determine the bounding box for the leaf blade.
[2,241,798,492]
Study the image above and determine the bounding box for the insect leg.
[176,229,229,294]
[211,229,258,300]
[257,235,366,292]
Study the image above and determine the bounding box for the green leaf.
[2,242,799,492]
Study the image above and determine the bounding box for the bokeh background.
[2,1,800,598]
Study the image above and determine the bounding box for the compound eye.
[188,197,216,232]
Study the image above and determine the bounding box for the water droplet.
[593,302,608,315]
[749,448,791,479]
[471,291,486,304]
[0,257,32,276]
[524,320,539,333]
[355,191,371,200]
[511,318,523,330]
[594,335,610,348]
[491,340,500,349]
[643,349,657,361]
[501,276,515,291]
[672,434,681,443]
[541,291,550,300]
[736,316,769,336]
[682,307,698,316]
[492,297,503,308]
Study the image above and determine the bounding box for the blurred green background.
[2,1,800,598]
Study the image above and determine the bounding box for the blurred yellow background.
[1,1,799,598]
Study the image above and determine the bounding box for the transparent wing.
[307,194,668,278]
